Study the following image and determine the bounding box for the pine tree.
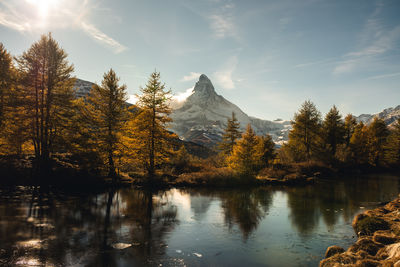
[384,119,400,166]
[322,105,345,157]
[126,71,174,178]
[219,112,241,155]
[228,124,260,176]
[367,117,389,166]
[84,69,128,177]
[288,100,321,161]
[15,33,75,172]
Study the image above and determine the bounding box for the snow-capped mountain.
[356,105,400,127]
[170,74,290,147]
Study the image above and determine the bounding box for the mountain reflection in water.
[0,174,399,266]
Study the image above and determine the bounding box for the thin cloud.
[170,87,194,109]
[0,11,30,32]
[180,72,201,82]
[367,72,400,80]
[208,2,237,39]
[213,55,238,90]
[333,2,400,75]
[81,22,127,54]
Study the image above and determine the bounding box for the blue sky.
[1,0,400,120]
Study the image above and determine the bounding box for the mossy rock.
[324,245,345,258]
[353,216,390,236]
[349,237,384,256]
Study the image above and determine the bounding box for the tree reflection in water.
[1,175,399,266]
[221,188,273,240]
[0,187,178,267]
[286,175,400,237]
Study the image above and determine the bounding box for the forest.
[1,34,399,187]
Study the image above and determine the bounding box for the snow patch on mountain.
[170,74,290,147]
[356,105,400,127]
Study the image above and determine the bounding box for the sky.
[1,0,400,120]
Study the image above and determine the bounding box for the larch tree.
[344,114,357,147]
[84,69,128,178]
[367,118,389,166]
[288,100,321,161]
[219,112,241,155]
[15,34,75,172]
[127,71,174,178]
[228,124,260,176]
[0,43,13,130]
[322,105,345,157]
[349,122,369,165]
[255,134,276,168]
[384,119,400,166]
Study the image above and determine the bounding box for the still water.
[1,174,400,267]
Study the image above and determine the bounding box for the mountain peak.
[199,74,210,82]
[193,74,215,93]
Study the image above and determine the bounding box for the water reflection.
[0,174,399,266]
[286,175,400,237]
[0,187,178,266]
[220,188,273,240]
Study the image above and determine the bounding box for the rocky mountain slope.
[73,78,94,98]
[356,105,400,127]
[169,74,290,147]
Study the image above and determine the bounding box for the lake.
[1,174,399,266]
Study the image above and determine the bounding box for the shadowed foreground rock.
[320,196,400,267]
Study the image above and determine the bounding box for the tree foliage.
[367,118,389,166]
[256,134,275,168]
[83,69,128,177]
[321,105,345,157]
[125,71,174,177]
[385,119,400,166]
[15,34,75,171]
[288,100,321,161]
[219,112,241,155]
[228,124,260,176]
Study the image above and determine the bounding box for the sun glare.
[26,0,58,18]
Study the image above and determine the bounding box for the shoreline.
[320,196,400,266]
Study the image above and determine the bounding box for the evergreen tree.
[344,114,357,147]
[367,117,389,166]
[126,71,174,178]
[322,105,345,157]
[384,119,400,166]
[219,112,241,155]
[16,33,75,171]
[288,100,321,161]
[84,69,128,177]
[255,134,275,168]
[349,122,369,165]
[228,124,260,176]
[0,43,13,129]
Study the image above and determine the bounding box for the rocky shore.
[320,196,400,266]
